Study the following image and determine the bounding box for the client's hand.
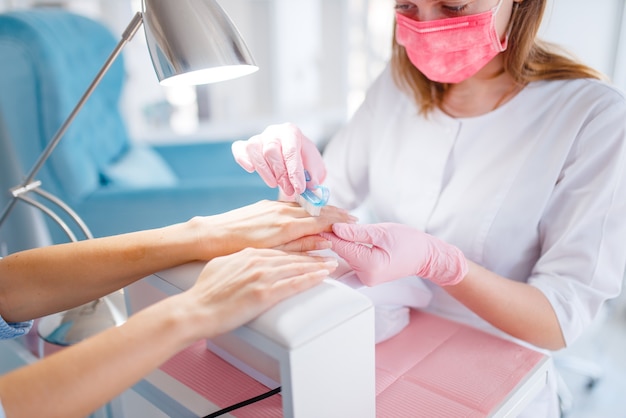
[191,200,357,260]
[322,223,468,287]
[181,247,338,340]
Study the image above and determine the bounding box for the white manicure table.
[125,262,549,418]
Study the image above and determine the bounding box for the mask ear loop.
[492,0,504,14]
[500,1,521,50]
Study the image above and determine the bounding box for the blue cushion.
[101,145,178,188]
[0,10,129,200]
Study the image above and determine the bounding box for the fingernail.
[314,269,330,278]
[348,215,359,223]
[323,259,339,268]
[315,240,332,250]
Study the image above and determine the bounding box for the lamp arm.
[32,188,94,240]
[22,11,144,187]
[0,12,144,236]
[15,193,79,243]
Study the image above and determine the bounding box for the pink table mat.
[160,310,545,417]
[160,340,282,418]
[374,310,545,417]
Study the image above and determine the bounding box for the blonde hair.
[391,0,605,114]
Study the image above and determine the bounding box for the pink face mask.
[395,0,508,84]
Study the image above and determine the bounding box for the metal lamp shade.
[142,0,258,86]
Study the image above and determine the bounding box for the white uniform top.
[323,64,626,348]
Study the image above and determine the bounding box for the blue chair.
[0,9,275,252]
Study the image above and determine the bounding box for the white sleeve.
[529,85,626,346]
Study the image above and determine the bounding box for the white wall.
[118,0,351,144]
[540,0,626,89]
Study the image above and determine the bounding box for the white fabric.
[336,270,433,343]
[314,248,433,343]
[323,65,626,415]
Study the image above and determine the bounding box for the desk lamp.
[0,0,258,346]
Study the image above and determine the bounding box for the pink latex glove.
[321,223,468,287]
[231,123,326,198]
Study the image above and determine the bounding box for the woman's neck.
[441,60,524,118]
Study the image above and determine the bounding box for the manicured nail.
[314,269,330,277]
[323,259,339,268]
[315,240,332,250]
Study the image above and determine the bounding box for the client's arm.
[0,200,354,323]
[0,248,338,418]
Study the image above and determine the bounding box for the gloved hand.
[232,123,326,198]
[321,223,468,287]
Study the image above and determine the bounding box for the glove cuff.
[419,240,468,286]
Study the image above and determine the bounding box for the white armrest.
[125,262,376,418]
